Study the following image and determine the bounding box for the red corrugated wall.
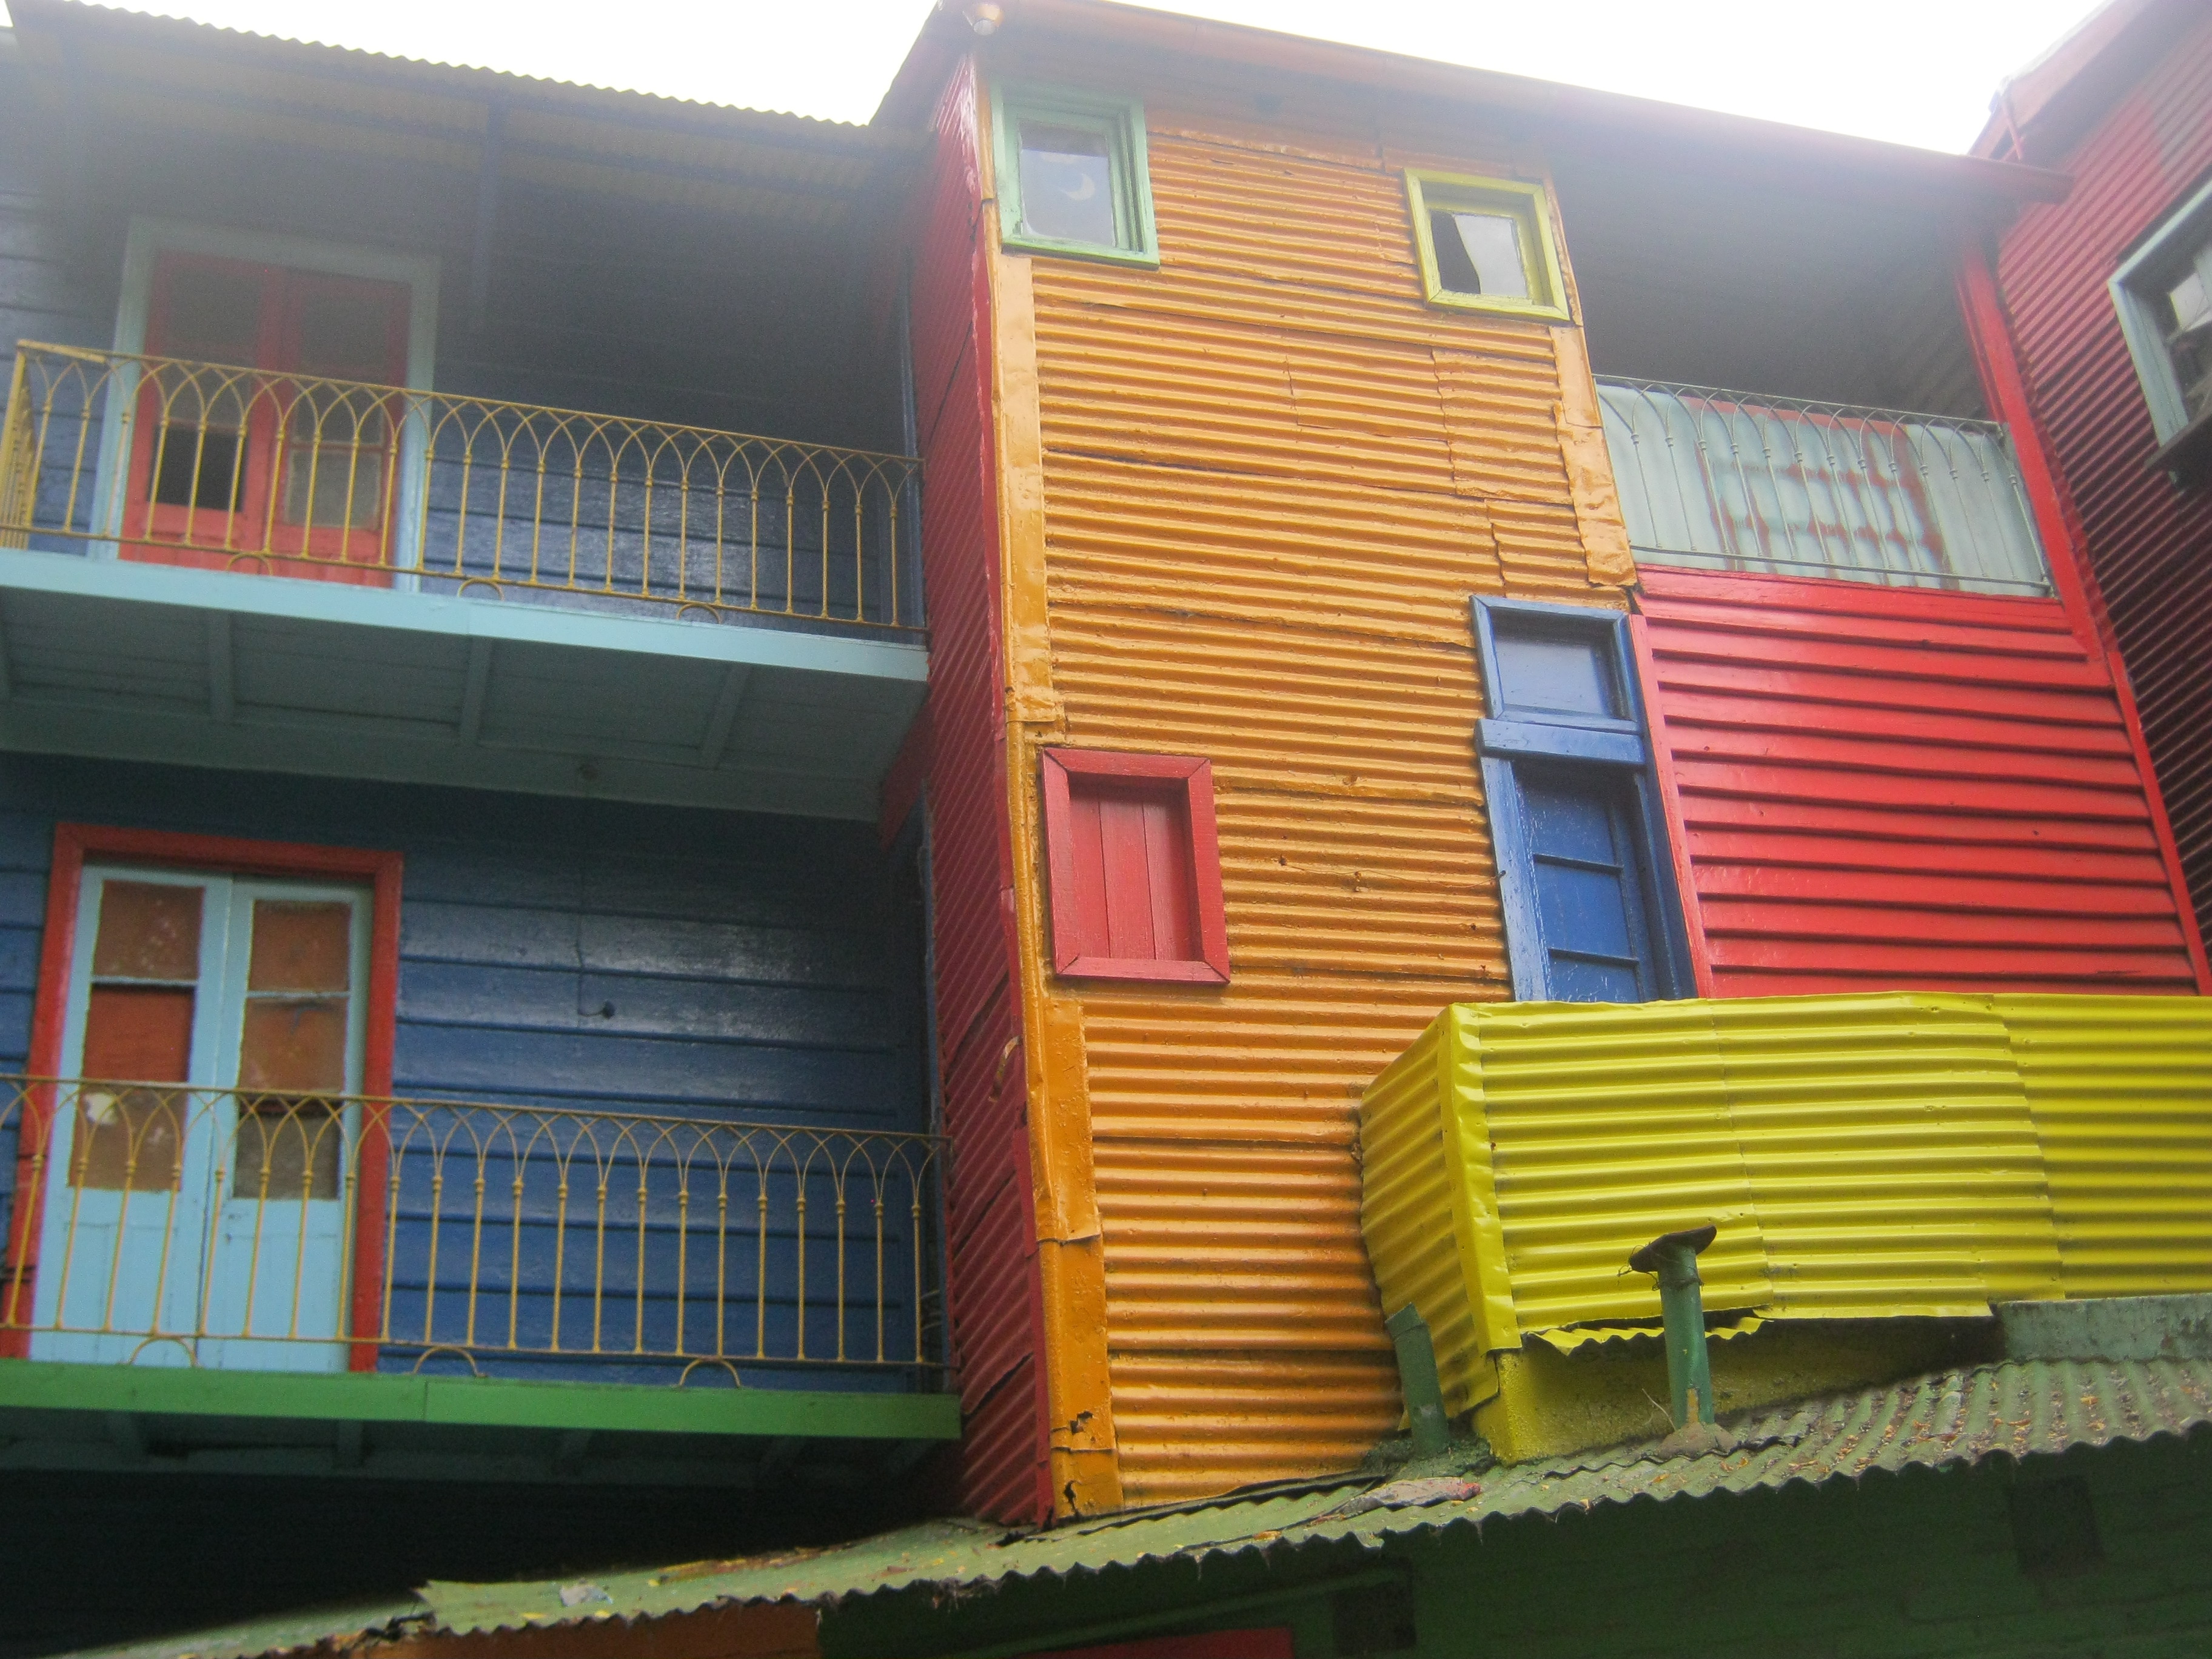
[1993,9,2212,946]
[905,60,1050,1523]
[1640,565,2204,996]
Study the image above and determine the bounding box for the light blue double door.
[30,864,370,1370]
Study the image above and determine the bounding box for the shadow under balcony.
[0,344,927,819]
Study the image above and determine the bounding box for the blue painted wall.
[0,754,935,1387]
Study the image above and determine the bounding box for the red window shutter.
[1041,749,1230,984]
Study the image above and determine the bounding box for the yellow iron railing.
[0,1078,945,1379]
[0,343,922,628]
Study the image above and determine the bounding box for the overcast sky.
[0,1,2106,153]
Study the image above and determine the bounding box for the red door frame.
[2,825,403,1369]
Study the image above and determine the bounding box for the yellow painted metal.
[982,44,1640,1506]
[1998,995,2212,1296]
[1362,994,2212,1375]
[979,82,1124,1520]
[0,344,919,629]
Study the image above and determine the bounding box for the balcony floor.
[0,550,928,819]
[0,1358,957,1487]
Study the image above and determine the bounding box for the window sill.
[999,231,1160,269]
[2150,405,2212,484]
[1053,954,1230,985]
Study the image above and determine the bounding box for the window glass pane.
[247,900,352,992]
[1447,211,1529,299]
[156,264,264,363]
[1494,630,1620,720]
[238,998,348,1092]
[233,1097,342,1200]
[2165,252,2212,424]
[74,984,196,1192]
[292,283,398,381]
[1019,121,1119,247]
[92,881,204,980]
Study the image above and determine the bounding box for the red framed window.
[123,252,412,581]
[3,825,403,1370]
[1041,748,1230,984]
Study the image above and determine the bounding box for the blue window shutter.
[1519,768,1655,1002]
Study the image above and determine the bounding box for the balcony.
[1361,993,2212,1460]
[1596,380,2051,596]
[0,1078,954,1484]
[0,344,927,817]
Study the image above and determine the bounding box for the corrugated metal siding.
[908,62,1048,1524]
[1362,993,2212,1350]
[1641,564,2202,994]
[2002,994,2212,1296]
[1994,11,2212,947]
[1014,75,1621,1503]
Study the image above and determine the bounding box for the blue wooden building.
[0,0,953,1561]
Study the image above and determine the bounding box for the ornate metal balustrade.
[0,343,922,629]
[1596,378,2051,595]
[0,1078,945,1382]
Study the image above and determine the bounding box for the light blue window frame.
[1472,596,1692,1002]
[2109,175,2212,455]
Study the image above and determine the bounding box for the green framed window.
[991,83,1159,268]
[1405,170,1570,323]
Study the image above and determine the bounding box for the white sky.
[0,1,2106,153]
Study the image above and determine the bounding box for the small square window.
[2111,176,2212,471]
[992,84,1159,268]
[1041,749,1229,984]
[1405,171,1569,322]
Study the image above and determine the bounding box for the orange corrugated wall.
[1002,68,1628,1504]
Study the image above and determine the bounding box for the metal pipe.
[1385,1302,1450,1458]
[1628,1224,1718,1429]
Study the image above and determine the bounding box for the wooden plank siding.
[1639,565,2203,997]
[0,752,932,1386]
[991,57,1631,1506]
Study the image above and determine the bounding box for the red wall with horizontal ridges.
[906,60,1050,1524]
[1993,9,2212,945]
[1641,565,2202,996]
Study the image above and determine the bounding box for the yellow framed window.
[1405,171,1569,322]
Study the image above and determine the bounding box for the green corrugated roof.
[77,1349,2212,1657]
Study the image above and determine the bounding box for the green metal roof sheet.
[75,1349,2212,1657]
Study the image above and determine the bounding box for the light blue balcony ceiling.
[0,550,927,819]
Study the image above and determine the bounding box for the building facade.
[5,0,2212,1654]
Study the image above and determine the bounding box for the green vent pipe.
[1385,1303,1450,1458]
[1628,1224,1719,1429]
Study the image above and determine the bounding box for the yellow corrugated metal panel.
[1469,1000,1769,1330]
[1705,997,2060,1316]
[1999,994,2212,1295]
[1008,65,1629,1506]
[1361,994,2212,1366]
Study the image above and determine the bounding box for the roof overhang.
[877,0,2071,213]
[6,0,925,227]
